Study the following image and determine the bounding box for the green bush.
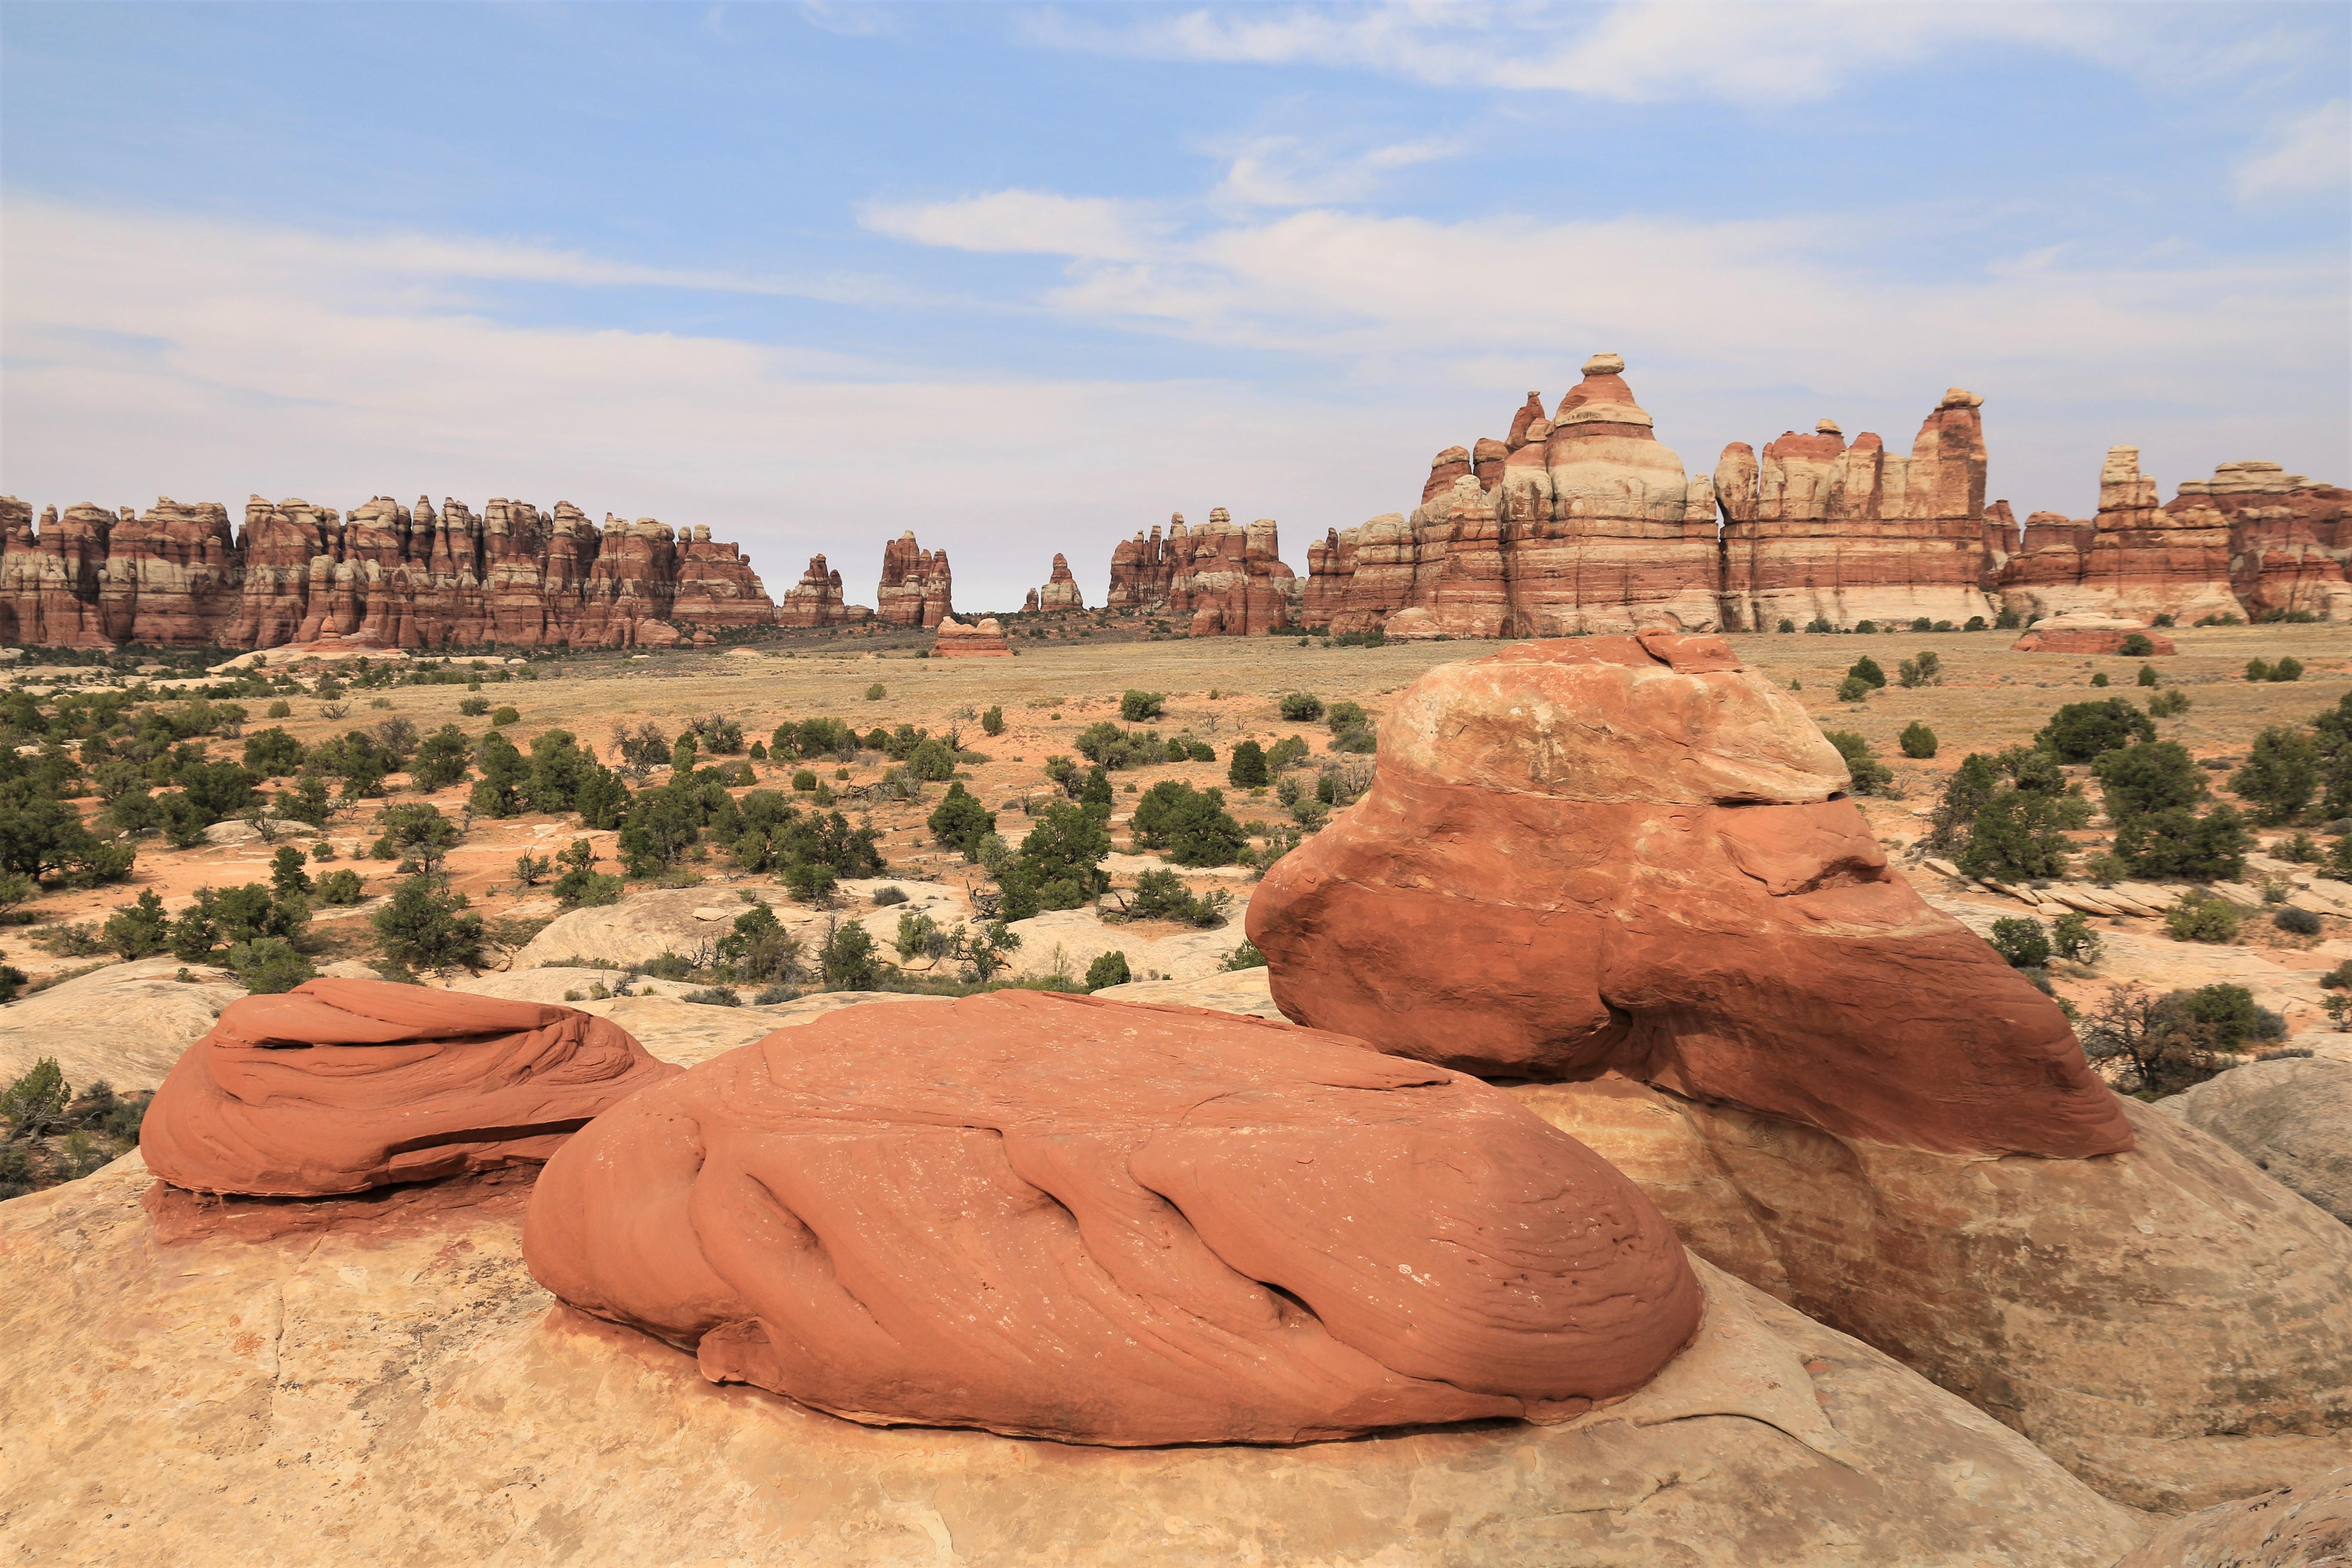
[1222,940,1265,971]
[1896,652,1940,688]
[2113,804,2251,882]
[102,889,171,959]
[1836,674,1872,703]
[459,695,491,717]
[410,725,473,790]
[993,800,1112,920]
[2173,982,2282,1048]
[793,769,818,792]
[1120,690,1166,722]
[1279,692,1324,722]
[1898,722,1938,759]
[2091,672,2110,688]
[1127,867,1231,926]
[1083,950,1131,992]
[1822,731,1894,794]
[864,683,886,701]
[371,876,484,971]
[2271,656,2305,683]
[2051,911,2103,964]
[313,868,365,905]
[2117,632,2154,657]
[2148,688,2190,718]
[1228,740,1269,788]
[2165,893,2239,943]
[1966,615,1988,631]
[2137,664,2159,687]
[926,782,995,859]
[489,706,520,727]
[1957,789,2078,881]
[0,1058,70,1138]
[2276,905,2323,937]
[819,919,880,989]
[1847,656,1886,689]
[1988,916,2052,968]
[2233,726,2320,824]
[266,699,293,719]
[1130,781,1249,867]
[1778,618,1796,633]
[980,705,1004,736]
[2247,658,2272,682]
[2035,698,2156,762]
[2093,740,2204,819]
[226,937,317,994]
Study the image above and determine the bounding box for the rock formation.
[1994,447,2242,623]
[1714,394,2001,630]
[2159,1056,2352,1225]
[775,554,872,629]
[1156,508,1300,635]
[142,980,678,1197]
[2008,611,2177,654]
[1106,513,1183,612]
[2192,461,2352,622]
[1249,634,2131,1158]
[877,532,952,628]
[0,493,778,649]
[0,1149,2149,1567]
[1246,637,2352,1510]
[523,989,1703,1446]
[2114,1465,2352,1568]
[1034,552,1084,611]
[932,616,1011,656]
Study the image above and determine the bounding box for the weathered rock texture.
[1511,1076,2352,1512]
[0,1149,2148,1567]
[0,494,776,649]
[1162,508,1300,635]
[0,500,781,653]
[932,616,1012,657]
[877,531,952,628]
[2009,612,2177,655]
[524,989,1704,1446]
[775,553,872,629]
[1715,394,2001,630]
[2198,461,2352,622]
[1034,552,1084,611]
[1994,447,2244,623]
[143,980,679,1198]
[2114,1466,2352,1568]
[1106,512,1184,611]
[1248,634,2132,1159]
[2158,1056,2352,1225]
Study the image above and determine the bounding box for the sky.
[2,0,2346,612]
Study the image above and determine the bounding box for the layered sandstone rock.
[1714,392,2001,630]
[2159,1056,2352,1224]
[142,980,679,1197]
[2114,1466,2352,1567]
[0,1149,2149,1566]
[932,615,1011,656]
[525,990,1702,1446]
[877,531,952,628]
[1034,552,1084,611]
[1106,513,1183,612]
[0,493,778,649]
[2188,460,2352,621]
[1250,634,2131,1158]
[1996,447,2242,622]
[1164,508,1300,635]
[2009,612,2176,654]
[775,553,872,629]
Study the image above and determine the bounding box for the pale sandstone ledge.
[0,1149,2144,1568]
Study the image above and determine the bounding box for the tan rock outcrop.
[1715,391,2001,630]
[775,553,872,628]
[1034,551,1084,611]
[2191,460,2352,622]
[1997,446,2243,623]
[2009,612,2177,654]
[2114,1465,2352,1568]
[1106,513,1183,612]
[0,1150,2148,1566]
[932,615,1011,656]
[2158,1056,2352,1224]
[877,531,952,628]
[1164,507,1299,635]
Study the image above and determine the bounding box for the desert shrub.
[927,782,995,859]
[681,987,742,1007]
[371,876,485,971]
[2282,832,2322,863]
[1836,675,1873,703]
[1957,789,2078,881]
[458,695,492,717]
[1264,734,1311,772]
[101,889,172,959]
[686,714,744,755]
[1846,655,1886,689]
[1127,867,1231,926]
[410,725,472,790]
[2275,905,2323,936]
[241,727,306,778]
[2270,656,2305,682]
[1228,740,1269,787]
[270,843,313,896]
[715,904,803,986]
[792,769,818,792]
[1222,939,1265,971]
[864,683,886,702]
[2091,672,2110,688]
[1129,782,1248,867]
[266,699,293,719]
[2136,664,2159,688]
[818,919,880,989]
[226,937,317,994]
[2079,983,2233,1096]
[371,802,460,876]
[2164,892,2239,943]
[313,868,365,905]
[2114,804,2251,882]
[1966,615,1988,631]
[2051,910,2104,964]
[2093,740,2204,820]
[992,800,1112,920]
[1988,917,2052,968]
[490,706,520,727]
[1,1058,70,1139]
[2173,982,2284,1049]
[1778,618,1796,633]
[1330,723,1377,753]
[1896,651,1941,688]
[1120,690,1166,722]
[1278,692,1323,722]
[1822,731,1894,795]
[0,965,27,1005]
[1083,950,1131,992]
[871,885,908,906]
[2148,688,2191,718]
[1898,722,1938,759]
[2233,726,2319,824]
[980,705,1004,736]
[2036,698,2155,762]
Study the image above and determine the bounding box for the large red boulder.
[142,980,679,1197]
[522,989,1702,1446]
[1247,632,2131,1160]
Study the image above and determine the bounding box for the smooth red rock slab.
[1247,634,2132,1160]
[142,979,680,1199]
[523,989,1702,1446]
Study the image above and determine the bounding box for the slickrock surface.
[1035,551,1084,610]
[1995,446,2243,624]
[2010,611,2177,654]
[877,530,953,627]
[933,615,1012,655]
[1512,1077,2352,1512]
[0,954,242,1088]
[774,552,873,628]
[2114,1467,2352,1568]
[0,494,774,650]
[1249,633,2132,1158]
[2156,1056,2352,1224]
[1715,392,2001,631]
[524,989,1703,1445]
[141,979,678,1198]
[0,1149,2146,1567]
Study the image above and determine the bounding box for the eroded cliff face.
[776,554,873,629]
[1165,508,1300,635]
[0,494,777,650]
[878,532,953,628]
[1994,448,2242,624]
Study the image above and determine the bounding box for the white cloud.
[1026,1,2303,104]
[1209,133,1461,208]
[858,189,1164,259]
[2236,99,2352,202]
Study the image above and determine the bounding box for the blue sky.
[3,1,2346,611]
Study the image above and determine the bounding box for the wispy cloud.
[2236,99,2352,202]
[857,188,1167,260]
[1026,1,2307,104]
[1208,132,1461,208]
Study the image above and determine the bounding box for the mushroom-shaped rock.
[522,989,1703,1446]
[142,979,680,1197]
[932,616,1011,655]
[1247,634,2132,1160]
